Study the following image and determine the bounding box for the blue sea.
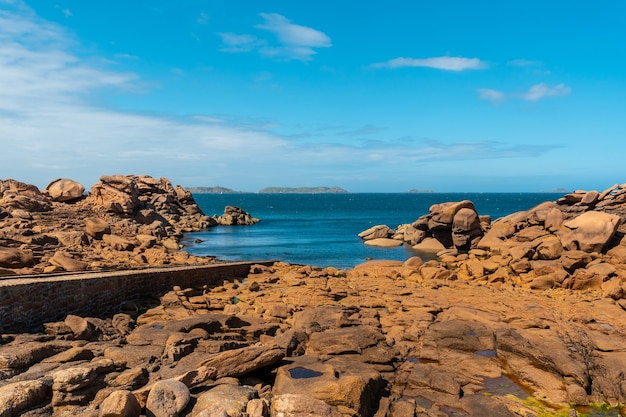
[182,193,562,269]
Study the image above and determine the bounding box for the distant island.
[187,186,244,194]
[258,186,348,194]
[407,189,434,193]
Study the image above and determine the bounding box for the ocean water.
[182,193,562,270]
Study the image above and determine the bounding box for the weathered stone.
[412,237,446,254]
[580,190,599,206]
[197,345,284,378]
[84,217,111,240]
[102,234,137,251]
[557,211,620,252]
[146,379,190,417]
[192,384,257,417]
[49,251,88,272]
[535,235,563,260]
[363,238,403,247]
[429,200,475,226]
[544,207,564,232]
[0,342,69,369]
[273,356,384,416]
[215,206,259,226]
[0,380,50,417]
[358,225,394,240]
[46,178,85,202]
[98,390,141,417]
[271,394,343,417]
[0,247,34,268]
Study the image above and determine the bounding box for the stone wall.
[0,261,274,332]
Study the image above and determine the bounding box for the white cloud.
[256,13,331,48]
[477,88,506,104]
[371,56,487,71]
[0,3,559,191]
[255,13,331,61]
[216,13,331,61]
[522,83,571,101]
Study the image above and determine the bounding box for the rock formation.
[360,200,486,252]
[214,205,260,226]
[2,179,626,416]
[0,259,625,416]
[0,175,259,275]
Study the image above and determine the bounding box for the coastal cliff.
[1,177,625,417]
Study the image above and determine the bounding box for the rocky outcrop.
[359,200,486,253]
[0,175,227,275]
[213,206,259,226]
[1,260,625,416]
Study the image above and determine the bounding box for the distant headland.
[187,186,349,194]
[258,186,348,194]
[406,189,434,193]
[186,186,244,194]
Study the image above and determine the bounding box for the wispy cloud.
[371,56,487,71]
[522,83,571,101]
[217,13,331,61]
[337,125,386,137]
[508,59,541,67]
[196,11,209,25]
[217,32,263,53]
[477,88,506,104]
[478,83,571,103]
[0,3,559,191]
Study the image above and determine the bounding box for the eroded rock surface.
[1,259,625,416]
[0,175,254,275]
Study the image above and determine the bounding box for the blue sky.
[1,0,625,192]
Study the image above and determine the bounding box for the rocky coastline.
[0,175,258,276]
[1,177,626,417]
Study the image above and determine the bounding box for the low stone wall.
[0,261,274,333]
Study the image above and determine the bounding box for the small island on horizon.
[187,185,350,194]
[186,186,244,194]
[258,186,348,194]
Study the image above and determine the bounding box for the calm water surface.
[183,193,562,269]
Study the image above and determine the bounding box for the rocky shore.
[1,178,626,417]
[0,175,258,276]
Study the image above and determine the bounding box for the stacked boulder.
[214,205,259,226]
[359,200,486,253]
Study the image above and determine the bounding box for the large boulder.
[557,211,621,253]
[98,390,142,417]
[273,356,384,417]
[452,207,483,250]
[215,206,259,226]
[0,247,34,268]
[46,178,85,202]
[0,380,51,417]
[358,225,394,241]
[0,179,52,212]
[192,384,257,417]
[146,379,190,417]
